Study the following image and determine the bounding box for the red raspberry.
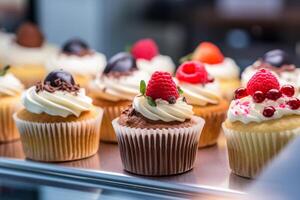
[146,71,179,101]
[192,42,224,64]
[280,85,295,97]
[234,87,248,99]
[246,69,280,96]
[176,61,209,84]
[131,38,159,60]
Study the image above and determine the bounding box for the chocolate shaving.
[35,78,80,95]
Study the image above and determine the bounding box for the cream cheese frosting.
[204,57,240,80]
[136,55,175,75]
[90,70,149,102]
[22,86,93,117]
[133,96,193,122]
[0,73,24,97]
[46,52,106,76]
[227,95,300,124]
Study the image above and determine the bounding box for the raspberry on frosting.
[176,61,212,84]
[192,42,224,64]
[145,71,179,102]
[131,38,159,61]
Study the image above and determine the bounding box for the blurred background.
[1,0,300,70]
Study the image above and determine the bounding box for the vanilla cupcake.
[175,61,228,147]
[131,38,175,75]
[241,49,300,91]
[89,52,148,143]
[183,41,240,99]
[46,38,106,87]
[0,66,24,142]
[112,71,205,176]
[223,69,300,178]
[14,69,103,162]
[3,22,57,87]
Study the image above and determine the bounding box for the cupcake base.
[14,108,103,162]
[112,116,205,176]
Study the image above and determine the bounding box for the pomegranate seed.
[252,91,265,103]
[280,85,295,97]
[263,106,276,117]
[234,87,248,99]
[266,89,282,100]
[287,98,300,110]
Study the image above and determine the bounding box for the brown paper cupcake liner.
[223,124,300,178]
[112,117,205,176]
[0,100,22,142]
[13,109,103,162]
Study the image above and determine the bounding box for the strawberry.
[176,61,209,84]
[131,38,159,60]
[192,42,224,64]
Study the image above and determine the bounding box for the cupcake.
[0,66,24,142]
[183,41,240,99]
[241,49,300,90]
[3,22,57,87]
[131,38,175,75]
[112,71,205,176]
[14,69,103,162]
[46,38,106,87]
[175,61,228,148]
[223,69,300,178]
[89,52,148,143]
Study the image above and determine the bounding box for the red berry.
[252,91,265,103]
[234,87,248,99]
[176,61,209,84]
[146,71,179,101]
[266,89,282,101]
[131,38,159,60]
[263,106,276,117]
[287,98,300,110]
[246,69,280,96]
[280,85,295,97]
[192,42,224,64]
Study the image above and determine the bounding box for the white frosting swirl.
[228,95,300,124]
[136,55,175,75]
[22,86,93,117]
[133,96,193,122]
[90,70,149,102]
[0,73,24,97]
[177,80,221,106]
[46,52,106,76]
[4,42,58,66]
[204,57,240,79]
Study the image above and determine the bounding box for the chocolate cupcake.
[112,71,205,176]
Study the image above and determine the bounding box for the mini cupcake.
[112,71,205,176]
[89,52,148,143]
[175,61,228,147]
[241,49,300,90]
[183,41,240,99]
[0,66,24,142]
[14,69,103,162]
[3,22,57,87]
[223,69,300,178]
[131,38,175,75]
[46,38,106,87]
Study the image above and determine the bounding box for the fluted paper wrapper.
[13,109,103,162]
[0,100,22,142]
[223,124,300,178]
[112,117,205,176]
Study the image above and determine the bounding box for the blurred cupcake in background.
[0,30,14,65]
[182,41,240,99]
[175,61,228,148]
[3,22,57,87]
[89,52,148,143]
[0,65,24,142]
[241,49,300,91]
[131,38,175,75]
[46,38,106,87]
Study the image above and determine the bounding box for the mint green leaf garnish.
[0,65,10,76]
[179,53,193,64]
[146,96,156,107]
[177,86,184,95]
[140,80,146,95]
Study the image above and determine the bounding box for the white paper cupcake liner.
[223,124,300,178]
[112,116,205,176]
[13,109,103,162]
